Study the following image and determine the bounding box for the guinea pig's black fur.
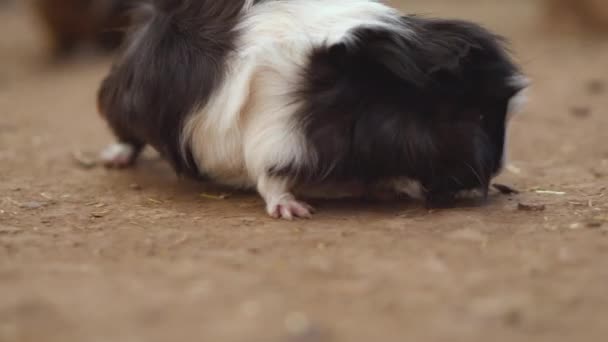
[279,16,525,205]
[98,0,527,219]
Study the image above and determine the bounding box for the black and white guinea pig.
[32,0,132,56]
[98,0,528,220]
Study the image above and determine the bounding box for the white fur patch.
[181,0,402,189]
[99,143,136,167]
[507,75,531,117]
[501,75,530,169]
[392,178,425,200]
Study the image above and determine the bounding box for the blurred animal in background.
[545,0,608,31]
[0,0,14,8]
[32,0,132,57]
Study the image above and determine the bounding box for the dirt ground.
[1,1,607,341]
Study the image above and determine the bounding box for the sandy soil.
[1,1,607,341]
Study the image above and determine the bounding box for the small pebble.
[534,190,566,196]
[91,211,110,218]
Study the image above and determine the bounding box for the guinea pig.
[32,0,133,56]
[98,0,528,220]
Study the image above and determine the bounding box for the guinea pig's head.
[411,73,529,206]
[384,18,528,205]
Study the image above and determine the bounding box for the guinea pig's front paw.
[267,197,315,220]
[99,142,138,168]
[257,176,315,220]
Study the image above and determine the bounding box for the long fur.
[98,0,527,216]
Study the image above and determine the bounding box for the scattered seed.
[91,211,110,218]
[200,192,231,200]
[493,183,520,195]
[534,190,566,196]
[40,193,53,200]
[518,202,546,212]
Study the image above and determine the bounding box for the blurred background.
[1,0,607,94]
[1,1,608,342]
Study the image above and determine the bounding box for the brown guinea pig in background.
[32,0,133,57]
[545,0,608,31]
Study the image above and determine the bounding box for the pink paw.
[267,198,315,220]
[99,143,136,168]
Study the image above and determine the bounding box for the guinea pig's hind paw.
[99,143,137,168]
[267,198,315,220]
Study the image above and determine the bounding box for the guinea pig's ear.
[506,75,530,118]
